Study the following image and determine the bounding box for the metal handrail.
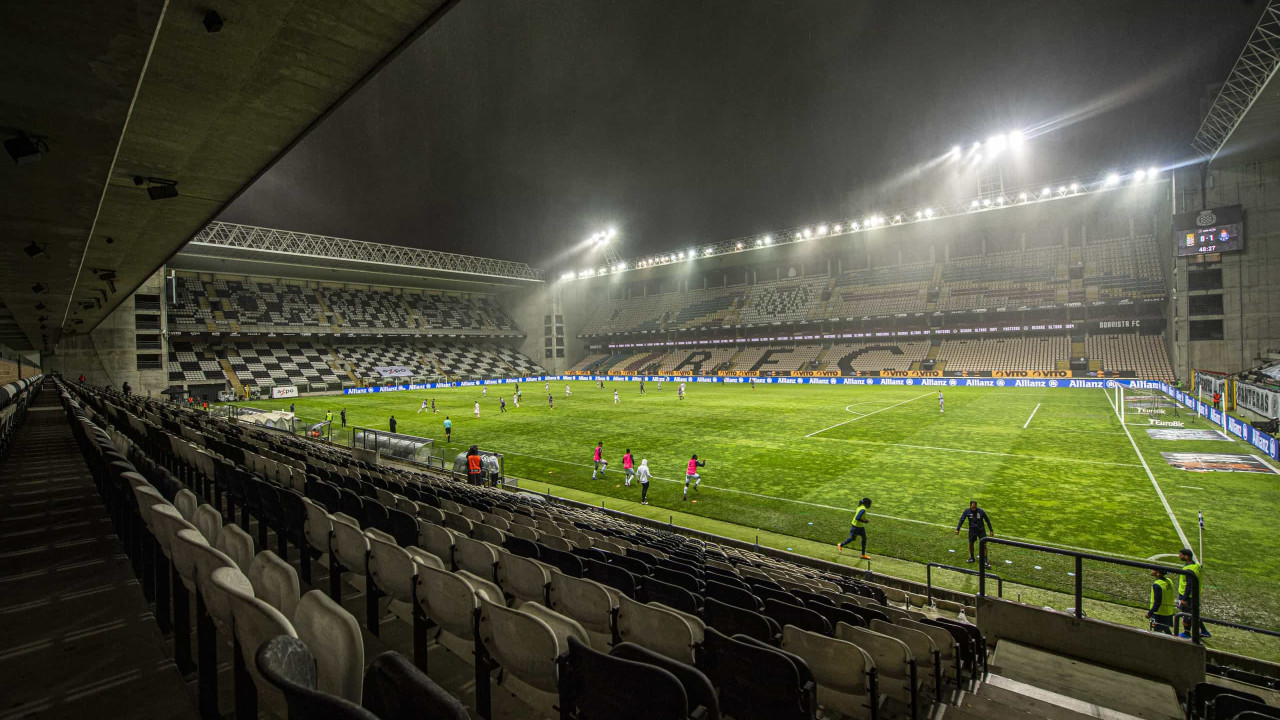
[978,537,1201,644]
[927,562,1001,604]
[1172,612,1280,639]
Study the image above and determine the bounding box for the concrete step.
[989,642,1182,720]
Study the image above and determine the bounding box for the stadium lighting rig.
[559,164,1166,282]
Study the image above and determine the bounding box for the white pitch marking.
[501,451,1151,561]
[1253,455,1280,474]
[1146,553,1181,562]
[1178,486,1204,491]
[805,392,933,438]
[810,437,1141,468]
[1023,403,1041,429]
[1105,389,1192,549]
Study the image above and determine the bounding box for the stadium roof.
[1191,0,1280,166]
[171,222,544,290]
[0,0,457,353]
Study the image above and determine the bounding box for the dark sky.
[219,0,1263,267]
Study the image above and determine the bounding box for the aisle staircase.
[218,357,244,398]
[941,641,1185,720]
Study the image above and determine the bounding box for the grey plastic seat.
[454,534,500,583]
[837,623,920,718]
[150,503,199,671]
[496,548,551,606]
[193,503,223,546]
[248,549,301,620]
[213,566,297,720]
[417,521,457,570]
[175,488,199,521]
[506,523,540,542]
[256,636,379,720]
[217,522,256,573]
[472,523,506,546]
[782,624,878,719]
[478,597,588,715]
[330,512,370,599]
[898,618,959,684]
[549,571,619,651]
[295,589,366,705]
[617,592,703,663]
[414,563,503,665]
[872,619,940,703]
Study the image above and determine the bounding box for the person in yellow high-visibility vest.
[1176,548,1211,639]
[837,498,872,559]
[1146,568,1175,634]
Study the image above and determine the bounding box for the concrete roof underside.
[0,0,455,353]
[170,243,544,293]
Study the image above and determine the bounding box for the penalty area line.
[805,391,933,438]
[1105,388,1192,550]
[1023,403,1040,429]
[500,450,1150,561]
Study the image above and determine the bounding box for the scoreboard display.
[1174,204,1243,256]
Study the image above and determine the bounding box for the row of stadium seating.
[571,332,1173,377]
[66,379,1000,720]
[168,340,543,388]
[167,274,518,333]
[581,235,1163,334]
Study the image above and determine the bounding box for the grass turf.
[235,379,1280,636]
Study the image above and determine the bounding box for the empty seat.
[560,635,692,720]
[643,577,702,615]
[256,636,379,720]
[701,627,815,720]
[248,549,301,619]
[417,521,457,570]
[615,593,702,664]
[496,548,552,606]
[414,563,502,666]
[214,566,297,720]
[217,522,256,572]
[780,624,877,720]
[837,623,922,719]
[549,571,619,651]
[704,597,778,645]
[295,589,365,705]
[361,650,470,720]
[454,534,500,583]
[610,642,720,720]
[477,597,588,716]
[765,598,833,636]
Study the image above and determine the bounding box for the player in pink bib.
[592,441,607,479]
[683,454,706,500]
[622,450,634,486]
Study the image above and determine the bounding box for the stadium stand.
[225,341,344,389]
[728,344,824,373]
[1087,332,1175,378]
[333,343,433,382]
[936,336,1070,372]
[49,376,1221,720]
[322,288,412,329]
[660,347,738,374]
[827,340,931,373]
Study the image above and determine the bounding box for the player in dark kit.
[955,500,994,565]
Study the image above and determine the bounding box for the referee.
[955,500,995,566]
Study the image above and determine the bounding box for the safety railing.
[979,537,1201,644]
[1172,613,1280,640]
[927,562,1001,604]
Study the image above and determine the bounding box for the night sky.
[219,0,1263,268]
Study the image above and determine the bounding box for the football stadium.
[3,2,1280,719]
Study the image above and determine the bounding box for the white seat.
[540,535,573,552]
[496,549,551,606]
[217,522,256,573]
[478,597,587,714]
[506,524,540,542]
[414,563,502,663]
[898,618,958,681]
[457,505,485,523]
[213,566,297,719]
[150,503,196,564]
[367,532,418,625]
[615,594,698,664]
[781,624,877,720]
[193,504,223,546]
[454,535,499,583]
[548,571,617,651]
[294,590,364,705]
[179,528,240,635]
[248,550,300,620]
[871,619,939,699]
[472,523,506,546]
[417,522,456,570]
[301,498,333,564]
[330,513,369,592]
[836,623,921,710]
[132,485,167,538]
[174,488,199,521]
[482,513,511,531]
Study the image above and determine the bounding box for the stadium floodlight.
[1018,191,1027,201]
[618,261,627,270]
[1148,166,1158,177]
[1058,185,1068,194]
[687,248,695,259]
[607,227,617,238]
[996,196,1004,205]
[892,214,902,223]
[736,241,743,249]
[851,221,860,230]
[924,208,933,218]
[950,145,962,157]
[1104,172,1119,186]
[1133,169,1146,181]
[914,211,921,220]
[764,235,773,245]
[561,271,575,281]
[1042,186,1051,197]
[1069,182,1079,192]
[982,198,992,207]
[1008,129,1025,148]
[817,224,828,236]
[677,252,685,259]
[969,141,981,155]
[986,133,1007,155]
[703,248,713,256]
[970,199,980,209]
[970,153,983,164]
[833,223,842,233]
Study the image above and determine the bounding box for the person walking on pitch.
[837,498,872,559]
[622,449,634,486]
[340,407,347,427]
[637,459,651,504]
[1147,568,1175,634]
[418,398,430,413]
[639,379,645,395]
[1176,548,1211,638]
[938,390,944,413]
[955,500,994,565]
[513,392,519,408]
[431,398,437,413]
[389,415,397,433]
[592,441,607,478]
[565,384,572,397]
[474,401,480,418]
[499,396,506,413]
[443,416,452,443]
[548,393,554,409]
[682,454,705,500]
[614,389,620,405]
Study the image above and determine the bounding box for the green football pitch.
[235,379,1280,633]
